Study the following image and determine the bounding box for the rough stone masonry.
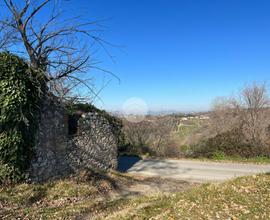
[29,97,118,182]
[68,112,118,172]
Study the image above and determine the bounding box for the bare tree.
[240,82,270,145]
[0,0,115,100]
[210,96,239,134]
[0,21,14,49]
[209,82,270,147]
[122,116,180,157]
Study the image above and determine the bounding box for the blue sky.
[8,0,270,112]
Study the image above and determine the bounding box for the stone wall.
[68,112,118,172]
[29,97,71,182]
[29,97,118,182]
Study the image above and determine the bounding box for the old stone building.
[29,97,119,182]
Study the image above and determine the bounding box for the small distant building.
[199,115,210,120]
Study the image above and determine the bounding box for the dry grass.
[0,171,135,220]
[1,171,269,220]
[93,174,270,219]
[0,170,192,220]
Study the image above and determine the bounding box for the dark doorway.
[68,113,81,135]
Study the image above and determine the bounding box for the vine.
[0,52,44,183]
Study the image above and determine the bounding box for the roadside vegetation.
[120,83,270,164]
[93,174,270,219]
[189,155,270,164]
[120,115,180,157]
[1,172,269,219]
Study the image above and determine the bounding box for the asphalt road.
[118,156,270,182]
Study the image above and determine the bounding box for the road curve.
[118,156,270,182]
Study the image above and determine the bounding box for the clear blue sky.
[12,0,270,111]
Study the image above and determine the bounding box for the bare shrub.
[210,97,240,134]
[240,83,270,146]
[192,82,270,158]
[121,116,182,157]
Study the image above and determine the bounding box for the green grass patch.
[199,155,270,164]
[173,118,202,139]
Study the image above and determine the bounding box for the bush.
[0,162,24,184]
[180,145,192,155]
[192,128,270,159]
[121,118,183,158]
[0,52,43,183]
[212,151,226,160]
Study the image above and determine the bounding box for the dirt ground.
[82,174,198,220]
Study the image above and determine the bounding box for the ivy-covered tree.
[0,52,42,183]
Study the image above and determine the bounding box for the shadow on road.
[117,155,142,172]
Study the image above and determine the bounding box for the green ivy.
[0,52,44,183]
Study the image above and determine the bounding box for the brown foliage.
[122,116,182,157]
[193,83,270,158]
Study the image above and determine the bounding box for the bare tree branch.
[0,0,118,101]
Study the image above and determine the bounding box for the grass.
[0,170,135,220]
[94,174,270,219]
[192,155,270,164]
[1,171,270,219]
[212,154,270,164]
[175,118,202,139]
[0,179,98,219]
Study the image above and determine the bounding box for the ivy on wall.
[0,52,44,183]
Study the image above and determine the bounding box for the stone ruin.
[29,97,119,182]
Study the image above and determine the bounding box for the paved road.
[118,156,270,182]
